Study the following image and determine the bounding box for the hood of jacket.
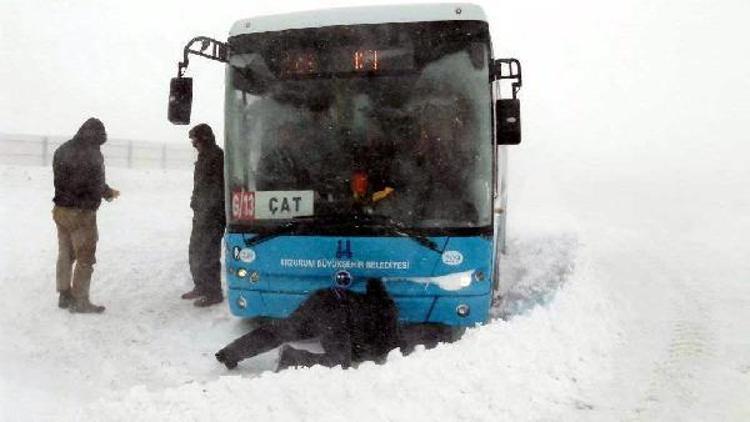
[73,118,107,146]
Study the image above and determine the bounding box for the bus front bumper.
[227,288,491,327]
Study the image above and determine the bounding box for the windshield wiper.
[242,219,297,247]
[241,213,443,255]
[358,214,443,254]
[242,214,343,247]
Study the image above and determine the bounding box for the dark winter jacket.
[52,118,114,210]
[191,143,226,227]
[346,278,402,362]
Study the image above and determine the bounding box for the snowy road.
[1,155,747,421]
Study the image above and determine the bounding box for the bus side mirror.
[496,98,521,145]
[168,77,193,125]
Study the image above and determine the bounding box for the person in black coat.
[215,278,401,370]
[181,123,227,307]
[52,117,119,313]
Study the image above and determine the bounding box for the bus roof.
[229,3,487,36]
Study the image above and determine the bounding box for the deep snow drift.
[0,142,747,421]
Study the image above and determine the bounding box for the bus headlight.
[456,304,470,317]
[237,268,248,278]
[236,296,247,309]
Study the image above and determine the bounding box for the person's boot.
[194,294,223,307]
[276,345,319,371]
[276,345,296,371]
[181,288,203,300]
[58,290,74,309]
[215,348,239,369]
[70,262,99,312]
[69,298,105,314]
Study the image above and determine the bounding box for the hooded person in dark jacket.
[181,123,226,307]
[52,117,119,313]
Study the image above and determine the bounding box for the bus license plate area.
[231,190,314,221]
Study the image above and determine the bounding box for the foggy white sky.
[1,0,749,164]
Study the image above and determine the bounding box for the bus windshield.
[225,21,492,234]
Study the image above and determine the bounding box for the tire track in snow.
[630,276,716,419]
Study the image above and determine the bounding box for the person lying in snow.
[215,278,401,370]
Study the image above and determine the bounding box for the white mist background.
[2,1,748,154]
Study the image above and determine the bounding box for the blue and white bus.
[168,3,522,328]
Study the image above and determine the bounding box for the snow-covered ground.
[0,129,747,421]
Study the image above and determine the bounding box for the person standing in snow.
[52,117,119,314]
[181,123,226,307]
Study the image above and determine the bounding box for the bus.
[168,3,522,328]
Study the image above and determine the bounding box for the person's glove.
[372,187,394,203]
[105,188,120,202]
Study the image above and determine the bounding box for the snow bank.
[85,234,616,422]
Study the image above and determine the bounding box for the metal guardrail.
[0,135,194,169]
